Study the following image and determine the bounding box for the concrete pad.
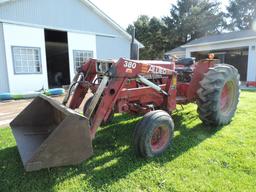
[0,94,91,128]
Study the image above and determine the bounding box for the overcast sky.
[90,0,230,29]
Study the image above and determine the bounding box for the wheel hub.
[151,126,169,152]
[220,81,235,115]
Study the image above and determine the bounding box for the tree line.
[127,0,256,59]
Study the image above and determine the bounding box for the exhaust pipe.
[130,26,139,60]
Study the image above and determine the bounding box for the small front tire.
[133,110,174,158]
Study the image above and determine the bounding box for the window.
[12,46,42,74]
[73,50,93,71]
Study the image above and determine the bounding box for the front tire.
[197,64,240,126]
[133,110,174,157]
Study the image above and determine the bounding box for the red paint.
[186,60,216,101]
[220,84,229,112]
[68,58,217,139]
[246,81,256,87]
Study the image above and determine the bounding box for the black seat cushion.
[175,58,194,66]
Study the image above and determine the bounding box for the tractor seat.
[175,58,194,67]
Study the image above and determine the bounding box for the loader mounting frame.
[67,58,217,138]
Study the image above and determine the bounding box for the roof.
[183,30,256,48]
[0,0,144,48]
[84,0,143,48]
[165,46,186,55]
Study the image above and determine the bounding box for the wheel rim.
[151,126,170,153]
[220,81,235,115]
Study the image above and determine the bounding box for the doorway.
[45,29,70,88]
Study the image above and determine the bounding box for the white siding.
[96,35,130,60]
[67,32,96,80]
[0,0,133,60]
[0,22,9,92]
[248,45,256,81]
[0,0,125,39]
[185,39,255,53]
[3,23,48,92]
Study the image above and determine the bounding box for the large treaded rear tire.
[133,110,174,157]
[197,64,240,126]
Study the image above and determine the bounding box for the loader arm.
[68,59,97,109]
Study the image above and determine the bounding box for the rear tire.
[197,64,240,126]
[133,110,174,157]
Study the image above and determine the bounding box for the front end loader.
[10,57,240,171]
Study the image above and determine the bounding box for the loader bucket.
[10,94,93,172]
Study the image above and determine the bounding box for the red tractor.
[10,57,240,171]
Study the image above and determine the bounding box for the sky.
[90,0,230,29]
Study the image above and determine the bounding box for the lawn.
[0,91,255,192]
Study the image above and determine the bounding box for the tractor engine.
[175,58,194,83]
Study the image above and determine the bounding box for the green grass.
[0,91,256,192]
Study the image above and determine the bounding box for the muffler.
[10,94,93,171]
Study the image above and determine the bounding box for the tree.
[163,0,224,47]
[127,16,168,59]
[127,1,224,59]
[226,0,256,31]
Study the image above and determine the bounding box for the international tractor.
[10,57,240,171]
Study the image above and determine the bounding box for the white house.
[165,30,256,82]
[0,0,142,93]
